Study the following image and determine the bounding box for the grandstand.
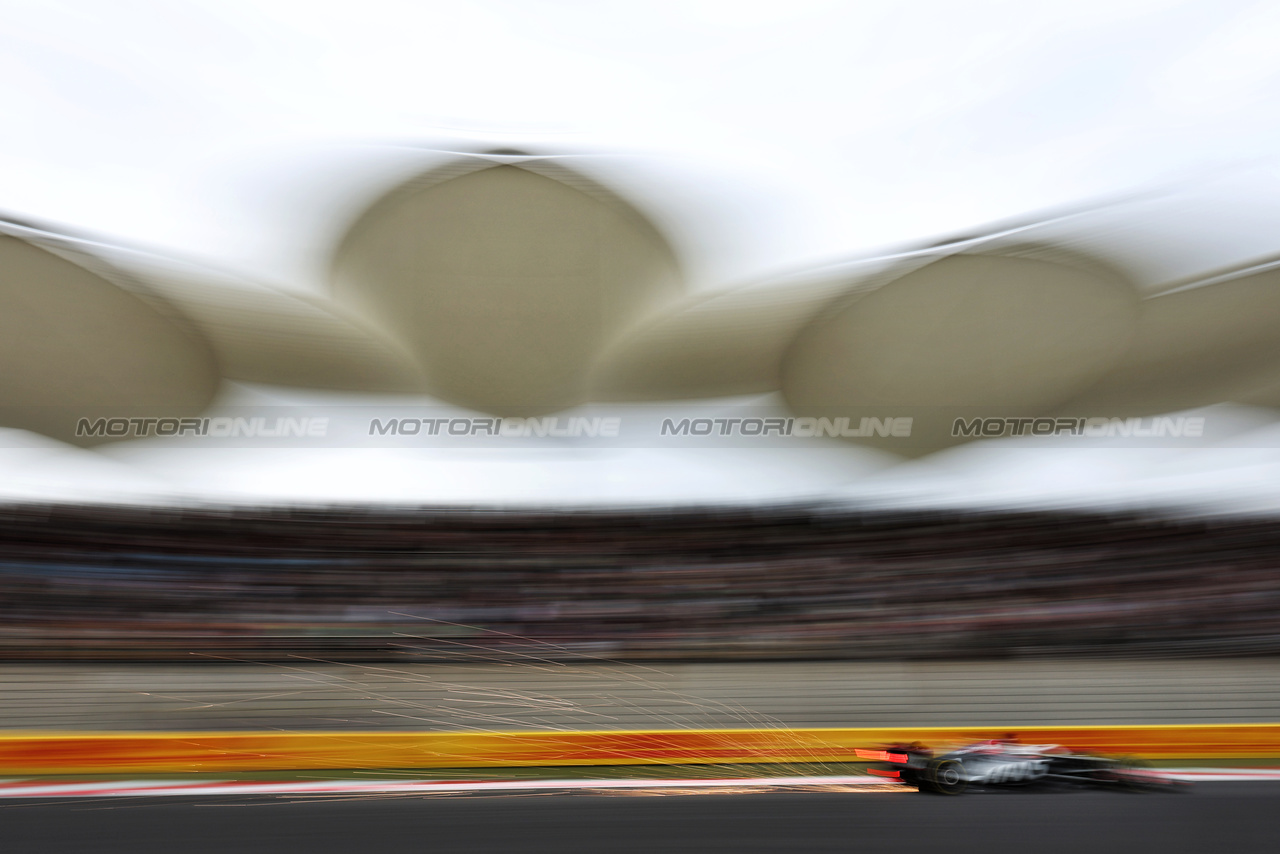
[2,502,1276,662]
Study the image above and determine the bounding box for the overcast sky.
[5,0,1280,511]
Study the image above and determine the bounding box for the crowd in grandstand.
[0,503,1276,660]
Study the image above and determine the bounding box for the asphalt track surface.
[2,783,1278,854]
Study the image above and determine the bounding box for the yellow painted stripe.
[1,725,1278,775]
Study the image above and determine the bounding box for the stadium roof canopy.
[5,1,1280,509]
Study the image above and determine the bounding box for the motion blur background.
[4,0,1280,738]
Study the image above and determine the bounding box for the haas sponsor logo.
[977,760,1049,783]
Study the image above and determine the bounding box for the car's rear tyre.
[926,759,968,795]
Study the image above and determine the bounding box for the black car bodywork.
[858,740,1184,795]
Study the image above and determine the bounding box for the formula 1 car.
[856,739,1184,795]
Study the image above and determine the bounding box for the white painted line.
[0,775,889,798]
[0,780,224,797]
[1165,768,1280,782]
